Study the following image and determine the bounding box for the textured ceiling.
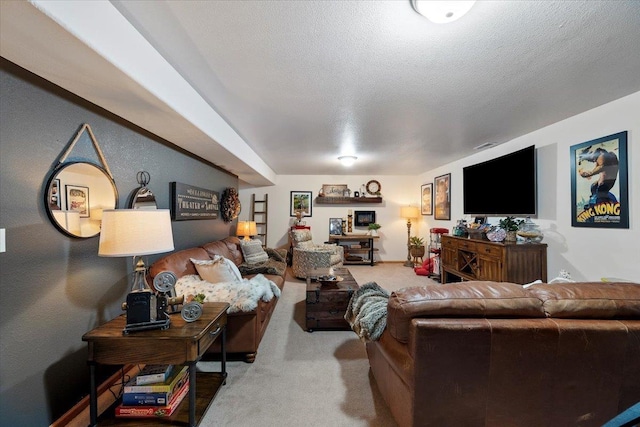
[2,1,640,184]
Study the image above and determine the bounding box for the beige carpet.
[198,262,437,427]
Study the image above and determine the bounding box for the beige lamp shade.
[236,220,258,241]
[401,206,420,219]
[98,209,174,257]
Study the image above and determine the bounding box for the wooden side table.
[82,302,229,426]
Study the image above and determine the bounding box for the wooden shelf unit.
[440,235,547,284]
[328,235,378,266]
[316,196,382,204]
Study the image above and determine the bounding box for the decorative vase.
[517,217,543,243]
[505,230,517,242]
[369,229,378,236]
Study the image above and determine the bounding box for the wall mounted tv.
[463,145,536,216]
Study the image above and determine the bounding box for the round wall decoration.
[221,187,241,222]
[366,180,381,195]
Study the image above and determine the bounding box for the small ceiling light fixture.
[338,156,357,167]
[411,0,476,24]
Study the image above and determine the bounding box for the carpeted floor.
[198,262,437,426]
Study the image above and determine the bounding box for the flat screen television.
[463,145,536,216]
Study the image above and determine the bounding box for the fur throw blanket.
[176,273,281,313]
[344,281,390,341]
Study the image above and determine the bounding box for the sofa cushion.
[191,256,242,283]
[240,239,269,264]
[387,282,545,343]
[525,282,640,318]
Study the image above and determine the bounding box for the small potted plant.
[368,223,381,236]
[409,236,425,259]
[499,216,524,242]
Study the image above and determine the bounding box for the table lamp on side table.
[98,209,175,334]
[401,206,420,267]
[236,220,258,241]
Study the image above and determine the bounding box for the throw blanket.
[175,273,281,313]
[237,248,287,277]
[344,281,390,341]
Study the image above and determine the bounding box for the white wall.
[418,91,640,282]
[240,91,639,281]
[239,176,419,262]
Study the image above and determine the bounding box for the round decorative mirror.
[44,162,119,238]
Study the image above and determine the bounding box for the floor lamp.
[401,206,419,267]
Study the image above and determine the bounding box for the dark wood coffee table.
[305,267,359,332]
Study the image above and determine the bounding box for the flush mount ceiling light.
[411,0,476,24]
[338,156,357,167]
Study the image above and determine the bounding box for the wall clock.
[366,180,381,195]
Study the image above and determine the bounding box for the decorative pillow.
[240,239,269,264]
[190,256,242,283]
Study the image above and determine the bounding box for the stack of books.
[115,364,189,418]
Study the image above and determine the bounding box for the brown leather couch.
[366,281,640,427]
[149,236,286,363]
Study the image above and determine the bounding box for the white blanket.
[175,273,281,313]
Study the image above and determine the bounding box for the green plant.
[409,236,424,247]
[499,216,524,232]
[368,223,381,230]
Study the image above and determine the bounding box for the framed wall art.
[570,131,628,228]
[421,183,433,215]
[434,173,451,220]
[290,191,312,217]
[66,184,89,217]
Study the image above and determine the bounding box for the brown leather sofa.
[366,281,640,427]
[149,236,286,363]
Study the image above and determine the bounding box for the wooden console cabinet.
[441,235,547,284]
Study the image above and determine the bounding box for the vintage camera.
[121,269,182,334]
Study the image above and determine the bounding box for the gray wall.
[0,59,238,426]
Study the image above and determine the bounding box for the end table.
[82,302,229,426]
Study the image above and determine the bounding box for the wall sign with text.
[171,182,219,221]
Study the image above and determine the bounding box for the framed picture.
[66,185,89,217]
[49,179,61,210]
[329,218,343,235]
[434,173,451,220]
[421,183,433,215]
[321,184,348,198]
[570,131,628,228]
[290,191,312,217]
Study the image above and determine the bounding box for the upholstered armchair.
[290,228,344,279]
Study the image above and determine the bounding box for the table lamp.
[98,209,175,333]
[401,206,420,267]
[236,220,257,241]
